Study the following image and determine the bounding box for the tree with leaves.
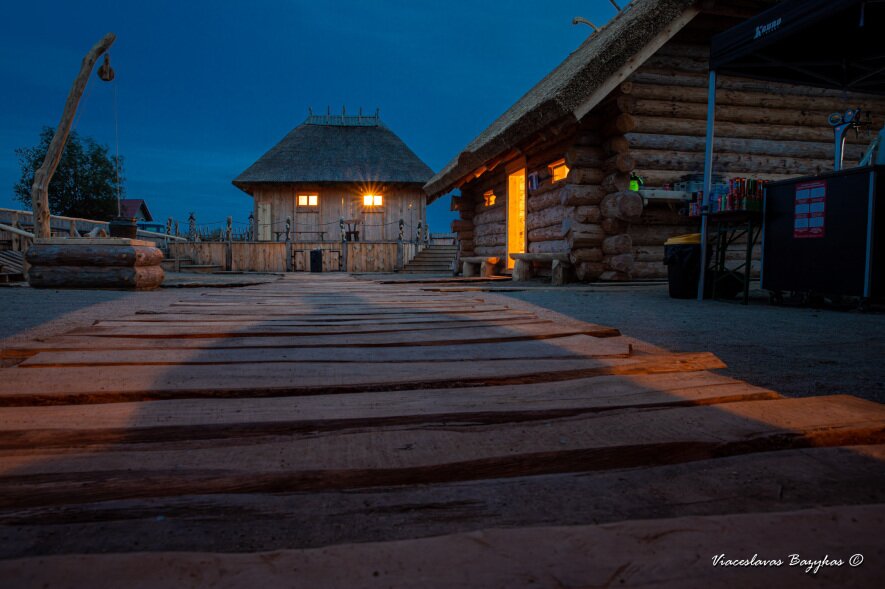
[14,127,124,221]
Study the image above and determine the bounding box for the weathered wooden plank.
[99,311,540,325]
[167,302,516,313]
[136,306,522,317]
[63,318,555,338]
[5,505,878,588]
[19,334,633,368]
[1,446,880,558]
[0,396,882,507]
[5,322,621,353]
[0,371,767,437]
[0,352,724,405]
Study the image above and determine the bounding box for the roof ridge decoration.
[306,106,382,127]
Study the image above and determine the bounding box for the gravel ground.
[491,282,885,404]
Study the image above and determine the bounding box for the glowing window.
[298,194,318,207]
[363,194,383,206]
[549,159,570,183]
[483,190,496,206]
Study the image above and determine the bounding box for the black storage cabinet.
[762,166,884,299]
[664,242,701,299]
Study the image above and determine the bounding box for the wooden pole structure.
[29,33,116,239]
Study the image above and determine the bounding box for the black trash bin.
[309,249,323,273]
[664,234,701,299]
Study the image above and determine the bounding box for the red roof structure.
[119,199,153,221]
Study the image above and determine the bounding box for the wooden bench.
[510,253,574,285]
[460,256,502,278]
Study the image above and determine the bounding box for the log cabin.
[234,109,433,243]
[424,0,885,281]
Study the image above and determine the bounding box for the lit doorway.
[507,168,526,268]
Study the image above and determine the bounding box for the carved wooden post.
[248,213,255,241]
[225,216,233,271]
[396,218,404,271]
[285,216,292,271]
[415,220,422,245]
[339,217,347,271]
[174,220,180,238]
[187,213,196,241]
[29,33,116,239]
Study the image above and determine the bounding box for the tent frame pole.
[697,70,717,301]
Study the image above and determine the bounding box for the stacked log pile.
[26,238,165,290]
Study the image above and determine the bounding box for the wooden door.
[363,212,384,241]
[257,202,271,242]
[507,168,527,268]
[296,211,319,241]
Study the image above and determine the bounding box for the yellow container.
[665,233,701,245]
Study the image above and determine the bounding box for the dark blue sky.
[0,1,616,232]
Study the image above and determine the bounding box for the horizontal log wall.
[523,130,578,257]
[627,42,885,188]
[456,167,507,258]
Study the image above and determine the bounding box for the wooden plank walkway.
[1,273,883,587]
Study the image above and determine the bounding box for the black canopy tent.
[697,0,885,300]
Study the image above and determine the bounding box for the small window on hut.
[363,194,383,206]
[298,194,318,207]
[483,190,496,207]
[548,159,570,183]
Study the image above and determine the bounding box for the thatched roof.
[424,0,701,199]
[234,112,433,191]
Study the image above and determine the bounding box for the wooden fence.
[168,241,421,273]
[0,208,185,252]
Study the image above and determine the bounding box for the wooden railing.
[0,208,186,251]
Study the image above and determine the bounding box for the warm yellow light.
[483,190,496,206]
[298,194,318,207]
[549,159,570,183]
[507,169,526,269]
[364,194,383,206]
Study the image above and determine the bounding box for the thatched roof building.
[428,0,885,282]
[234,111,432,188]
[233,110,433,244]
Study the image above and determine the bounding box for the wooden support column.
[595,87,642,282]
